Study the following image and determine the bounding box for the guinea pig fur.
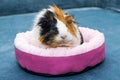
[32,6,83,48]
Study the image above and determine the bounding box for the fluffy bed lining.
[14,27,105,57]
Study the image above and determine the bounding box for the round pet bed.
[14,27,105,75]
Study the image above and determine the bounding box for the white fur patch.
[55,18,81,47]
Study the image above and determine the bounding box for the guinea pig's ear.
[65,15,75,24]
[65,15,78,38]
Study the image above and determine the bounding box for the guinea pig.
[32,6,83,48]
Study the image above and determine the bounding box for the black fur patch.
[80,32,84,44]
[37,10,59,44]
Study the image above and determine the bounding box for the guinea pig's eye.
[39,18,48,25]
[65,13,68,15]
[50,27,59,34]
[52,18,57,24]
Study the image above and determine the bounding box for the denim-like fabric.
[0,8,120,80]
[0,0,120,16]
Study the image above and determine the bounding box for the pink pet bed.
[14,27,105,75]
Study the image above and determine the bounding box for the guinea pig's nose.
[61,35,67,39]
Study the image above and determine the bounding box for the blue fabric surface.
[0,0,98,16]
[0,8,120,80]
[0,0,120,16]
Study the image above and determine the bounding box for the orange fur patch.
[39,36,44,42]
[50,6,66,24]
[50,6,77,37]
[65,16,77,37]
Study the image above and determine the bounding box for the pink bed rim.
[14,27,105,75]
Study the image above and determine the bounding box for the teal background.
[0,0,120,80]
[0,0,120,16]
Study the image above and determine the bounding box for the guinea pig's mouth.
[58,40,73,47]
[61,40,72,44]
